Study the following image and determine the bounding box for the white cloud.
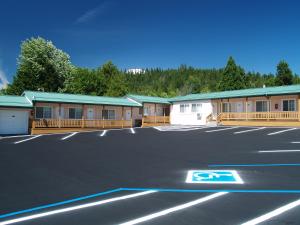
[0,67,9,89]
[75,1,115,24]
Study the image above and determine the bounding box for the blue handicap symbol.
[191,170,239,183]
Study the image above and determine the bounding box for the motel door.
[236,102,244,112]
[87,108,94,119]
[125,110,131,120]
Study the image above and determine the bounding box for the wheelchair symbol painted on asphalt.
[186,170,243,184]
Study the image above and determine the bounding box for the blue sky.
[0,0,300,85]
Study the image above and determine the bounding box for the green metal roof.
[126,94,171,104]
[0,95,32,108]
[23,91,142,107]
[170,85,300,102]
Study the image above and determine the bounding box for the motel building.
[1,84,300,135]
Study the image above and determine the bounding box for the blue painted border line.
[121,187,300,194]
[208,163,300,167]
[0,188,122,219]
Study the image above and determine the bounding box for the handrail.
[219,111,299,121]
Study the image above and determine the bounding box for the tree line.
[1,37,299,97]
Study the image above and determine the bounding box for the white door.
[0,110,29,134]
[87,108,94,119]
[236,102,244,112]
[125,110,131,120]
[247,101,253,112]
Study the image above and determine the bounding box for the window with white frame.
[69,108,83,119]
[191,103,202,112]
[282,99,295,111]
[102,109,116,120]
[35,106,52,119]
[222,103,231,112]
[256,101,269,112]
[144,106,150,116]
[180,104,189,113]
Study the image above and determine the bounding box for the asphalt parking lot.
[1,125,300,225]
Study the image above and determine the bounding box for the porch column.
[121,106,124,128]
[58,104,61,128]
[81,105,85,128]
[267,96,270,121]
[245,98,248,121]
[131,106,133,127]
[154,103,157,123]
[163,105,166,124]
[298,95,300,121]
[102,105,105,128]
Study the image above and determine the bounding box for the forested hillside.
[2,37,299,97]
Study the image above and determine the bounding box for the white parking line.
[100,130,107,137]
[234,127,266,134]
[206,127,238,133]
[119,192,228,225]
[291,142,300,144]
[0,191,156,225]
[14,135,42,144]
[61,132,78,140]
[241,198,300,225]
[267,128,297,136]
[259,149,300,153]
[130,128,135,134]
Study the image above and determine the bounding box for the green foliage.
[275,60,293,86]
[217,57,247,91]
[6,37,299,98]
[6,37,73,95]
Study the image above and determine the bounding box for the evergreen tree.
[275,60,293,86]
[217,57,247,91]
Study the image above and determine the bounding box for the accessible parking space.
[1,125,300,224]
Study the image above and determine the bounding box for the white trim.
[241,198,300,225]
[281,98,296,111]
[119,192,228,225]
[126,97,143,106]
[0,191,156,225]
[14,135,42,144]
[267,128,297,135]
[24,96,32,105]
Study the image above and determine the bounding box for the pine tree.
[275,60,293,86]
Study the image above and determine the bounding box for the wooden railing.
[32,119,133,129]
[219,112,300,121]
[142,116,170,126]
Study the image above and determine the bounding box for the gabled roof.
[169,85,300,102]
[23,91,142,107]
[0,95,32,108]
[126,94,171,104]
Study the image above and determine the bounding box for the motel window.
[256,101,268,112]
[283,100,295,111]
[69,108,83,119]
[35,106,52,119]
[180,104,189,113]
[222,103,231,112]
[144,106,150,116]
[102,109,116,120]
[191,103,202,112]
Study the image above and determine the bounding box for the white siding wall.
[170,100,213,125]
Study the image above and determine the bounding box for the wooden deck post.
[58,104,61,128]
[163,106,166,124]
